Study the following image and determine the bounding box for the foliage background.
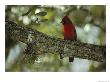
[5,5,106,72]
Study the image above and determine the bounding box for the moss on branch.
[5,20,106,62]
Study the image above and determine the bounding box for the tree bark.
[5,20,106,62]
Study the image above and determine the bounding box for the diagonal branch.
[5,20,106,62]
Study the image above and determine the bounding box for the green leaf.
[36,11,47,16]
[40,19,48,22]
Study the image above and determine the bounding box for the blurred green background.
[5,5,106,72]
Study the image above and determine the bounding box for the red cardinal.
[61,15,77,62]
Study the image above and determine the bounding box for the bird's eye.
[61,19,66,24]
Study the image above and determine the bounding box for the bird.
[61,15,77,62]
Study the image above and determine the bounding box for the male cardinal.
[61,15,77,62]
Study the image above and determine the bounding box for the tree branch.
[5,20,106,62]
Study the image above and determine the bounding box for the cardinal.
[61,15,77,62]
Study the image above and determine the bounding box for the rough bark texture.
[5,20,106,63]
